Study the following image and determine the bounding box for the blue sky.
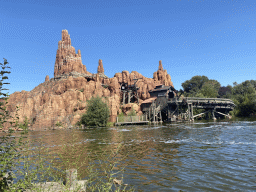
[1,0,256,95]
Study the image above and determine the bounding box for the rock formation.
[54,30,87,77]
[97,59,104,74]
[1,30,174,131]
[45,75,49,82]
[153,60,173,87]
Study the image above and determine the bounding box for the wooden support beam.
[212,109,216,120]
[215,110,230,117]
[188,103,190,120]
[192,110,211,118]
[128,91,131,104]
[123,92,126,105]
[191,104,194,121]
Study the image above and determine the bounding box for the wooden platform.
[115,121,149,126]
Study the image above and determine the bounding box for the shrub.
[117,112,125,122]
[55,121,62,127]
[80,96,110,127]
[128,107,136,116]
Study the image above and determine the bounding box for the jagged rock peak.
[61,29,71,47]
[97,59,104,74]
[54,29,87,77]
[158,60,163,71]
[45,75,49,82]
[77,49,81,57]
[153,60,174,87]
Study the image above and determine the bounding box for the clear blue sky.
[1,0,256,95]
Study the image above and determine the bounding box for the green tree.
[182,75,209,96]
[80,96,110,127]
[219,85,232,98]
[232,80,256,96]
[236,94,256,117]
[230,80,256,117]
[199,80,220,98]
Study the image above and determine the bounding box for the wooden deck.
[115,115,149,126]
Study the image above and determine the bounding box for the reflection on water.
[2,121,256,191]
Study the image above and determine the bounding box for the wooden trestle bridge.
[144,96,235,122]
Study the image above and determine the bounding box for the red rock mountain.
[3,30,174,130]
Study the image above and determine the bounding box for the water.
[2,120,256,191]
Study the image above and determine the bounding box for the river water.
[5,120,256,191]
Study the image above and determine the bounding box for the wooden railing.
[116,115,147,123]
[168,97,235,105]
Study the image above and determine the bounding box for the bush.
[127,107,136,116]
[55,121,62,127]
[80,96,110,127]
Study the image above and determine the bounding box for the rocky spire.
[153,60,174,87]
[54,29,87,77]
[45,75,49,82]
[158,60,163,71]
[97,59,104,74]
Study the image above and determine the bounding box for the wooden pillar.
[212,108,216,120]
[188,103,190,121]
[123,92,126,104]
[128,91,131,104]
[160,111,162,124]
[153,102,156,123]
[191,104,194,121]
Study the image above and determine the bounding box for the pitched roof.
[141,97,157,104]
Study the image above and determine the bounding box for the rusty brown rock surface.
[153,60,174,87]
[54,29,87,77]
[97,59,104,74]
[45,75,49,82]
[3,76,119,130]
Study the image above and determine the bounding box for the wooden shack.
[141,85,176,113]
[149,85,176,98]
[141,97,157,112]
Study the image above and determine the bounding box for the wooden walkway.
[115,115,149,126]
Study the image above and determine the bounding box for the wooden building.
[149,85,176,98]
